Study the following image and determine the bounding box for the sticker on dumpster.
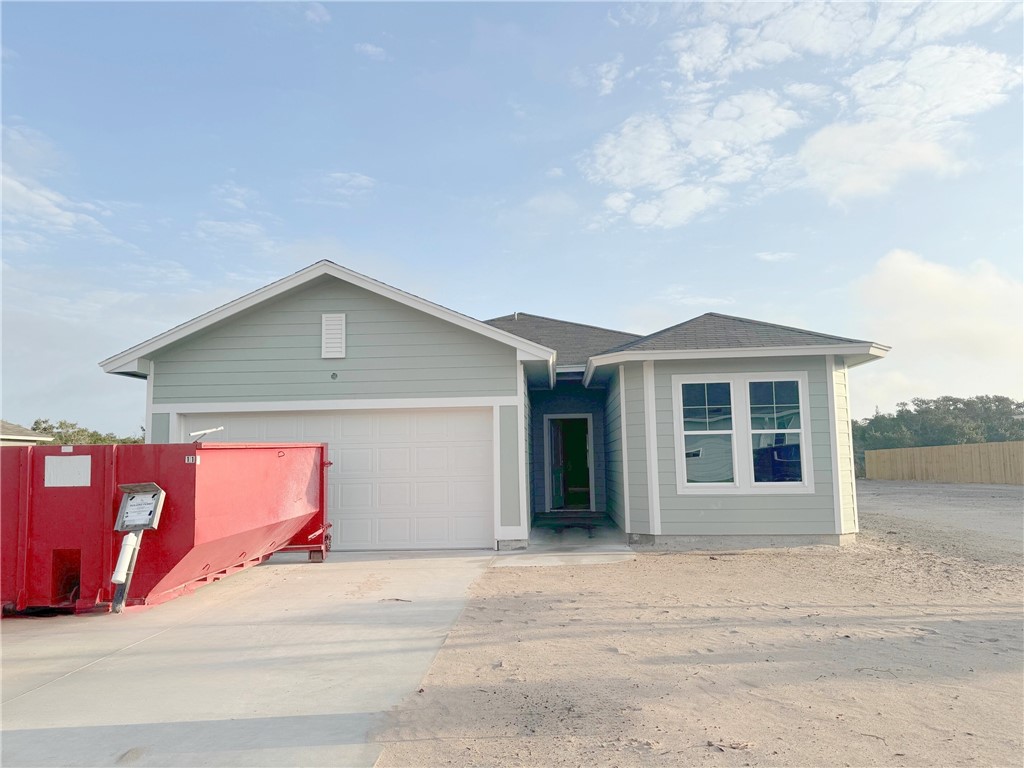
[185,455,200,464]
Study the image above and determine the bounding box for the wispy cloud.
[304,2,331,26]
[545,167,564,179]
[298,171,377,207]
[211,180,260,212]
[354,42,389,61]
[755,251,796,262]
[596,54,624,96]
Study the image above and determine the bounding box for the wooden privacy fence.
[865,442,1024,485]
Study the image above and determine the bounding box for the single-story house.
[100,260,888,551]
[1,421,56,447]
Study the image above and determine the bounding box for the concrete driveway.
[1,551,493,767]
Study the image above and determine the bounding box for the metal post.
[111,530,144,614]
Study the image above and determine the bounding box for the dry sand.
[374,500,1022,767]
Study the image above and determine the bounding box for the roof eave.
[583,343,890,386]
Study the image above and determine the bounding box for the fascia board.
[100,260,556,375]
[582,343,890,386]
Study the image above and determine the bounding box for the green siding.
[150,413,170,444]
[499,405,522,528]
[653,357,838,536]
[604,367,625,530]
[151,275,518,404]
[523,369,532,521]
[623,362,650,533]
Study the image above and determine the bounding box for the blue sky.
[2,1,1022,436]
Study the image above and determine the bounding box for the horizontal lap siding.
[653,357,836,536]
[623,363,650,532]
[152,276,518,403]
[604,369,625,530]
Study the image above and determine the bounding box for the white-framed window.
[321,313,346,359]
[671,371,815,494]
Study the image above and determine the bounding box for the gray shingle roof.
[602,312,870,354]
[485,313,642,366]
[0,420,54,441]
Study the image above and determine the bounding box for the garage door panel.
[182,408,494,550]
[415,482,449,506]
[377,447,412,473]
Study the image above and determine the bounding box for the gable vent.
[321,313,346,358]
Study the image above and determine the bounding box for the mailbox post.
[111,482,166,613]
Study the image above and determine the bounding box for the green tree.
[851,395,1024,474]
[31,419,144,445]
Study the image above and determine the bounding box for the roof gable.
[100,261,556,379]
[1,420,54,442]
[485,313,641,367]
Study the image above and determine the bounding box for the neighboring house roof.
[99,260,557,386]
[585,312,889,385]
[0,420,54,443]
[485,313,642,367]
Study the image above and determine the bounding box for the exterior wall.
[151,413,170,444]
[150,275,519,404]
[604,367,625,530]
[623,362,650,533]
[527,380,607,514]
[499,405,522,528]
[653,356,837,536]
[831,359,858,532]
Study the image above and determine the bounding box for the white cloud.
[212,180,259,211]
[755,251,796,262]
[669,23,731,80]
[658,284,736,306]
[852,250,1024,414]
[603,191,634,214]
[304,3,331,25]
[354,43,389,61]
[299,171,377,207]
[797,45,1020,201]
[596,54,624,96]
[783,82,833,102]
[585,114,684,190]
[629,184,728,228]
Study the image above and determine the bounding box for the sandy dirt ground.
[374,484,1023,767]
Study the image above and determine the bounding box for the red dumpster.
[1,442,330,614]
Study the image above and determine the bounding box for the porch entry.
[544,415,594,512]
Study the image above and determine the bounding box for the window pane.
[706,406,732,430]
[682,383,706,407]
[684,434,734,483]
[774,380,799,405]
[749,381,773,405]
[752,433,802,483]
[706,382,731,406]
[750,405,776,430]
[775,404,801,429]
[683,407,709,431]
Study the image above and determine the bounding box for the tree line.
[31,419,144,445]
[852,395,1023,471]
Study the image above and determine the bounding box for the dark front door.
[549,417,591,510]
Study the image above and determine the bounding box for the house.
[100,260,889,551]
[1,421,56,447]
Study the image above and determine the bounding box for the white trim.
[144,359,155,444]
[669,371,816,495]
[542,413,596,513]
[618,364,631,535]
[583,343,890,386]
[643,360,661,535]
[492,406,502,550]
[149,396,521,415]
[555,365,586,373]
[100,260,556,374]
[517,365,529,533]
[826,355,843,534]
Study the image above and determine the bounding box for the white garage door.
[180,408,494,550]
